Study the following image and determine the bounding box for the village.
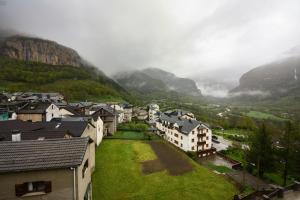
[0,92,299,200]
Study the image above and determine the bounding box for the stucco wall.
[0,169,73,200]
[17,114,43,122]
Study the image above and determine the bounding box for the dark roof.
[91,105,117,116]
[59,105,83,116]
[0,137,89,173]
[0,120,89,141]
[16,102,51,114]
[159,113,203,135]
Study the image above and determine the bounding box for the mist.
[1,0,300,97]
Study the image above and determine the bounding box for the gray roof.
[159,113,203,135]
[0,120,89,141]
[0,137,89,173]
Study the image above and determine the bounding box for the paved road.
[212,135,232,151]
[227,171,271,191]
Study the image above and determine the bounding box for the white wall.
[155,120,212,154]
[46,104,60,121]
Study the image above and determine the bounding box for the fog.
[0,0,300,96]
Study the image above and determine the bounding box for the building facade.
[156,112,215,157]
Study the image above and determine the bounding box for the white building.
[156,112,215,157]
[110,104,124,123]
[148,103,160,122]
[45,103,60,121]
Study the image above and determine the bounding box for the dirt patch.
[142,159,165,174]
[149,141,194,176]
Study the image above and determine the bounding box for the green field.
[108,131,161,140]
[93,140,238,200]
[244,111,286,121]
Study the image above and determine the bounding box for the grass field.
[244,111,286,121]
[205,163,234,174]
[107,131,160,140]
[93,140,238,200]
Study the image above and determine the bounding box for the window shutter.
[15,183,26,197]
[45,181,52,193]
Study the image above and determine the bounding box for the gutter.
[71,167,76,200]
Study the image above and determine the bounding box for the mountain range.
[114,68,201,98]
[231,55,300,102]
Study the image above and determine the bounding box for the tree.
[279,121,300,184]
[247,123,274,178]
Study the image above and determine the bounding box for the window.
[181,136,183,140]
[82,159,89,178]
[206,136,209,140]
[174,140,178,145]
[12,133,21,142]
[206,144,209,147]
[174,133,178,138]
[192,146,194,150]
[192,131,194,135]
[15,181,51,197]
[191,139,194,142]
[180,144,183,147]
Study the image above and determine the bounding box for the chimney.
[11,130,21,142]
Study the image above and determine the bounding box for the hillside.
[231,56,300,101]
[0,35,133,102]
[0,57,132,102]
[114,68,201,100]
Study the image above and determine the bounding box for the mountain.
[231,56,300,100]
[114,68,201,98]
[0,35,83,67]
[0,35,132,102]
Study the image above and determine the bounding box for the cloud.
[0,0,300,87]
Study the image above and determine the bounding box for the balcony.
[197,133,206,138]
[197,147,216,157]
[197,141,205,145]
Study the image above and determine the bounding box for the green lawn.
[244,111,286,121]
[205,163,234,174]
[93,140,238,200]
[107,131,160,140]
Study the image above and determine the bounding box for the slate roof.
[159,113,203,135]
[0,120,89,141]
[0,137,89,173]
[16,102,51,114]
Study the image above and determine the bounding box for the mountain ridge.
[114,68,201,98]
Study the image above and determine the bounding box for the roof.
[159,113,203,135]
[0,120,89,141]
[0,137,89,173]
[91,105,117,116]
[16,102,51,114]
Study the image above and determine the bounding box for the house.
[90,105,117,136]
[133,107,148,120]
[156,111,215,157]
[109,103,125,123]
[122,103,133,122]
[14,92,65,103]
[0,120,96,143]
[0,137,93,200]
[164,109,195,120]
[148,103,160,122]
[57,105,83,118]
[53,116,104,146]
[16,102,60,122]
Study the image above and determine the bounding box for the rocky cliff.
[0,35,82,67]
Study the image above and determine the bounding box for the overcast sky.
[1,0,300,87]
